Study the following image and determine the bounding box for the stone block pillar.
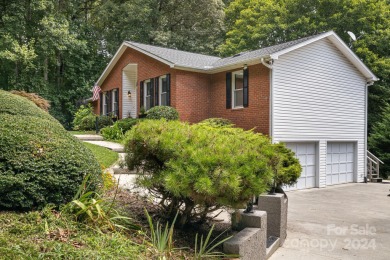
[257,193,288,245]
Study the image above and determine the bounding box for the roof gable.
[96,31,377,86]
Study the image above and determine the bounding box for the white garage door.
[285,142,317,190]
[326,142,354,185]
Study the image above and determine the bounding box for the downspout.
[261,58,274,142]
[364,80,374,182]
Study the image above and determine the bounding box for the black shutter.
[100,93,103,115]
[243,68,249,107]
[155,77,159,106]
[150,78,155,108]
[140,81,144,109]
[166,74,171,106]
[226,72,232,109]
[107,91,112,114]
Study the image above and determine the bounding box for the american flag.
[92,85,101,101]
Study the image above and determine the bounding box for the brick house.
[93,31,378,190]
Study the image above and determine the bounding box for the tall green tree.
[90,0,225,55]
[220,0,390,135]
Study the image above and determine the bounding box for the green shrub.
[115,118,139,133]
[146,106,179,121]
[101,124,124,141]
[124,119,275,227]
[73,104,94,130]
[101,118,139,141]
[98,115,114,129]
[198,118,234,128]
[0,91,102,210]
[0,90,55,122]
[270,143,302,189]
[79,114,96,131]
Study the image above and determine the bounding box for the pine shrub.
[124,119,276,227]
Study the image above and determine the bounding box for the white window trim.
[159,75,167,106]
[232,70,244,108]
[144,79,151,110]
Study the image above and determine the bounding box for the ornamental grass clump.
[124,119,277,227]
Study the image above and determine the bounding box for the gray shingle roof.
[126,41,220,69]
[126,32,329,70]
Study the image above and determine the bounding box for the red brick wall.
[174,70,211,122]
[210,64,270,135]
[95,48,174,118]
[94,46,270,135]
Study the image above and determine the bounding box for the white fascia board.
[270,31,378,82]
[96,42,175,86]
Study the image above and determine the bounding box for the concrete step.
[83,141,124,152]
[371,178,383,183]
[74,134,103,141]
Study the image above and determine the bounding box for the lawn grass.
[0,208,144,259]
[68,130,97,135]
[84,142,118,168]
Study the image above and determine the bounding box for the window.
[112,89,118,116]
[159,75,168,106]
[232,71,244,108]
[103,92,108,115]
[144,79,152,110]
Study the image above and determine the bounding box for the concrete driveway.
[271,182,390,260]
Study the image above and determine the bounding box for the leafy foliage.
[368,106,390,179]
[10,90,50,112]
[199,117,234,128]
[146,106,179,121]
[0,91,102,210]
[73,104,94,130]
[101,118,139,141]
[124,119,276,227]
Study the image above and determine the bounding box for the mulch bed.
[106,188,235,254]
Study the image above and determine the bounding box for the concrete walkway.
[74,134,103,141]
[84,140,125,152]
[270,182,390,260]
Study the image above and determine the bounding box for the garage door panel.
[285,142,317,191]
[326,142,355,186]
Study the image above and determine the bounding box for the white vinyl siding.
[122,64,137,118]
[272,38,366,187]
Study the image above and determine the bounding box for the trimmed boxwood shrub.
[146,106,179,120]
[0,90,102,210]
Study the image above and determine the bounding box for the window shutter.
[100,93,103,115]
[155,77,159,106]
[226,72,232,109]
[140,81,144,109]
[166,74,171,106]
[243,68,249,107]
[115,88,119,115]
[107,90,112,114]
[150,78,155,107]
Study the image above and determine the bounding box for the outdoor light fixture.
[127,90,132,98]
[244,64,248,70]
